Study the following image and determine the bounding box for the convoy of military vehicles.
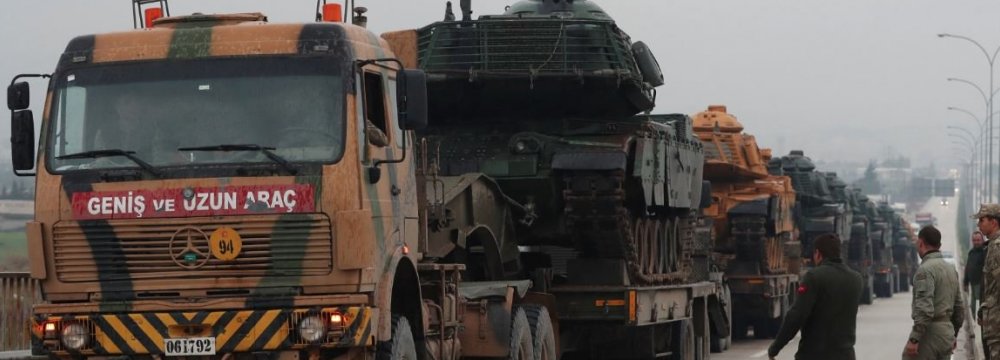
[4,0,923,359]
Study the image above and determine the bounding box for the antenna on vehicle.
[132,0,171,29]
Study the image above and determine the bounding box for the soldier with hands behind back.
[903,226,964,360]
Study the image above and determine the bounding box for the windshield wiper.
[178,144,298,175]
[56,149,162,178]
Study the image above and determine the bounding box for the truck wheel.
[860,283,874,305]
[377,315,417,360]
[710,286,732,352]
[509,308,535,360]
[520,305,556,360]
[672,319,695,360]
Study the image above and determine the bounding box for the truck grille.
[52,215,333,282]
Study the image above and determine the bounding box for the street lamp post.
[947,78,995,202]
[939,33,1000,202]
[948,106,997,204]
[949,127,980,204]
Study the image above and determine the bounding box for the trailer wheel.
[710,286,732,352]
[377,315,418,360]
[509,307,535,360]
[519,305,556,360]
[672,319,695,360]
[860,281,874,305]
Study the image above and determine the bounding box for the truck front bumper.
[31,305,375,358]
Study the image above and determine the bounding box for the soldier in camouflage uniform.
[903,226,964,360]
[975,204,1000,360]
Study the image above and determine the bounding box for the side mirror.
[11,110,35,171]
[397,69,428,130]
[8,82,30,111]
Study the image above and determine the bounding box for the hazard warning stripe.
[38,306,371,356]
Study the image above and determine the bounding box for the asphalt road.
[714,198,972,360]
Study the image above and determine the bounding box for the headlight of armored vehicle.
[61,323,89,350]
[298,316,327,342]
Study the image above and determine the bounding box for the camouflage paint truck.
[7,4,568,360]
[690,106,799,344]
[892,218,918,293]
[7,1,718,359]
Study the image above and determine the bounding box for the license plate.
[164,337,216,356]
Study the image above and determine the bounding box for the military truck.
[690,106,798,343]
[9,0,719,359]
[870,202,898,298]
[892,218,918,293]
[847,188,878,304]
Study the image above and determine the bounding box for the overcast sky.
[3,0,1000,169]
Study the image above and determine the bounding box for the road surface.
[714,198,973,360]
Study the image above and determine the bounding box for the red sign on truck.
[71,184,315,220]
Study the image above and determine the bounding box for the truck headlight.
[298,316,326,342]
[61,323,89,350]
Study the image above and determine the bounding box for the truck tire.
[860,282,874,305]
[377,315,418,360]
[519,305,556,360]
[710,286,732,353]
[672,319,695,360]
[509,308,535,360]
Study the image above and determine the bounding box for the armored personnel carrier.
[408,0,704,287]
[692,106,799,340]
[383,0,718,357]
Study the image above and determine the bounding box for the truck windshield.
[47,57,346,172]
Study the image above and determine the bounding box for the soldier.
[975,203,1000,359]
[768,233,863,360]
[903,226,964,360]
[967,231,986,313]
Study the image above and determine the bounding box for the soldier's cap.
[971,203,1000,219]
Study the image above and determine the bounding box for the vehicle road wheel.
[520,305,557,360]
[861,282,874,305]
[377,315,418,360]
[509,307,535,360]
[710,286,732,353]
[672,319,695,360]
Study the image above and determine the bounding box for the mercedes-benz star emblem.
[169,226,211,269]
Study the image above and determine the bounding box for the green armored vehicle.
[772,151,850,268]
[410,0,716,357]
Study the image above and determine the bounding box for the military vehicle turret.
[692,106,799,341]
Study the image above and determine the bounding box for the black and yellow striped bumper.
[32,306,374,356]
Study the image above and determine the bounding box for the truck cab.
[8,7,433,359]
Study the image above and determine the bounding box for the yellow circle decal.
[210,227,242,261]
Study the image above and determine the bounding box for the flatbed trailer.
[552,282,716,359]
[727,274,798,339]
